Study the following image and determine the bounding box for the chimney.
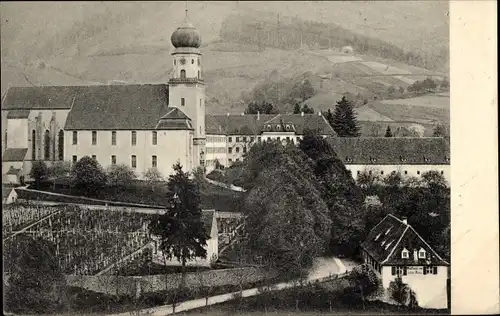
[257,111,260,120]
[301,111,304,117]
[402,217,408,225]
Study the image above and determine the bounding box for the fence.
[66,266,275,297]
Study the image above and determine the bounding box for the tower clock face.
[180,58,187,65]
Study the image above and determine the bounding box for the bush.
[106,164,137,187]
[71,156,107,196]
[29,160,48,189]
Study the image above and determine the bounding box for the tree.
[440,78,450,90]
[432,124,448,137]
[331,96,361,137]
[29,160,48,189]
[48,161,71,190]
[345,264,381,308]
[150,162,209,288]
[293,103,302,114]
[357,169,381,193]
[4,236,67,314]
[384,126,393,137]
[143,167,164,191]
[301,103,315,114]
[70,156,107,196]
[323,109,334,128]
[244,101,277,114]
[106,164,136,187]
[387,85,396,96]
[388,276,412,307]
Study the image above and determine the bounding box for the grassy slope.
[1,2,449,125]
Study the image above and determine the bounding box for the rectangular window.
[92,155,97,160]
[404,170,408,175]
[250,136,254,142]
[72,131,78,145]
[242,136,247,142]
[381,170,384,175]
[229,158,233,163]
[236,147,240,153]
[92,131,97,145]
[228,137,232,143]
[72,155,77,164]
[277,137,281,141]
[131,155,137,168]
[243,147,247,153]
[228,147,232,154]
[112,131,117,145]
[423,266,437,275]
[258,137,261,142]
[111,155,116,165]
[131,131,137,146]
[152,131,157,145]
[236,137,240,142]
[181,98,185,106]
[152,155,157,168]
[417,170,420,175]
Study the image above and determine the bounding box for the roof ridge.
[382,225,409,264]
[263,114,281,124]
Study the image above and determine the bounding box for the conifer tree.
[331,97,361,137]
[293,103,302,114]
[385,126,393,137]
[150,162,209,287]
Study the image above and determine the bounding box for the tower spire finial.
[185,0,188,18]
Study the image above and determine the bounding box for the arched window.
[32,130,36,160]
[180,69,186,79]
[191,59,194,64]
[198,70,200,79]
[58,130,64,160]
[44,130,51,160]
[4,129,7,149]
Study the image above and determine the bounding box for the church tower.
[169,9,206,169]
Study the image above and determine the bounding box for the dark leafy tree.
[244,101,278,114]
[4,236,67,314]
[293,103,302,114]
[388,276,411,307]
[150,162,209,287]
[301,103,315,114]
[384,126,393,137]
[48,161,71,190]
[432,124,448,137]
[106,164,136,187]
[29,160,48,189]
[70,156,107,196]
[345,264,381,308]
[331,96,361,137]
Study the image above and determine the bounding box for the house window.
[357,170,360,175]
[243,147,247,153]
[441,170,444,175]
[401,249,409,259]
[228,137,232,142]
[236,147,240,153]
[404,170,408,175]
[131,155,137,168]
[286,137,290,142]
[418,249,426,259]
[152,131,157,145]
[131,131,137,146]
[111,155,116,165]
[32,130,36,160]
[276,125,281,131]
[112,131,117,145]
[44,130,50,160]
[152,155,157,168]
[58,130,64,160]
[392,266,407,276]
[236,137,240,142]
[181,98,185,106]
[250,136,254,142]
[191,59,194,64]
[380,170,384,175]
[417,170,420,175]
[198,71,200,79]
[72,131,78,145]
[423,266,438,275]
[258,137,261,142]
[92,155,97,160]
[200,98,202,107]
[236,158,240,162]
[180,69,186,79]
[72,155,77,164]
[243,136,247,142]
[277,137,280,141]
[228,147,232,154]
[92,131,97,145]
[369,170,372,175]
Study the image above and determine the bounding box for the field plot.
[381,95,450,109]
[355,106,394,122]
[369,102,449,124]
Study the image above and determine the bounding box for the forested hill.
[219,12,448,72]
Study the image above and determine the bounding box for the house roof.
[361,214,449,266]
[2,186,16,199]
[2,86,82,110]
[63,84,173,130]
[6,167,22,175]
[6,110,30,119]
[155,108,193,130]
[2,148,28,162]
[206,114,336,136]
[328,137,450,165]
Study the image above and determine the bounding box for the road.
[107,257,354,316]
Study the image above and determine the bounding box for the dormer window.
[346,157,353,163]
[401,248,409,259]
[400,156,407,162]
[423,156,431,163]
[385,227,392,235]
[276,125,281,131]
[418,248,426,259]
[385,240,393,250]
[445,156,450,162]
[267,124,272,130]
[370,157,377,163]
[381,240,386,247]
[374,233,381,241]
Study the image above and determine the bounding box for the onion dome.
[171,15,202,49]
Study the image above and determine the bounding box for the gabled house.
[360,214,449,309]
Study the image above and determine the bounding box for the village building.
[2,186,18,204]
[360,214,449,309]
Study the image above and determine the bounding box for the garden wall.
[66,267,275,297]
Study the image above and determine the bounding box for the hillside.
[1,1,449,130]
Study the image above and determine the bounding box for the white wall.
[349,164,451,184]
[381,265,448,309]
[205,134,228,168]
[65,129,192,178]
[6,118,28,148]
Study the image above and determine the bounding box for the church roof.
[63,84,172,130]
[328,137,450,165]
[361,214,448,266]
[2,148,28,162]
[205,114,336,136]
[2,86,80,110]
